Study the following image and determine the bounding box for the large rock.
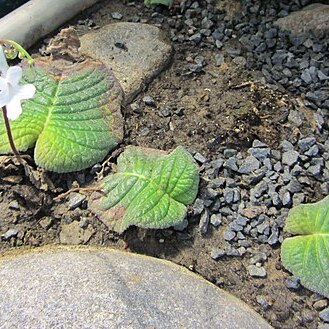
[80,23,173,104]
[275,3,329,36]
[0,247,273,328]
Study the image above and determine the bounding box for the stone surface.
[0,247,272,328]
[320,308,329,323]
[80,22,173,104]
[274,4,329,36]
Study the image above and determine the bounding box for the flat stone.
[80,23,173,104]
[0,247,272,328]
[274,4,329,37]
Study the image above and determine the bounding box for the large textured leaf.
[281,196,329,298]
[89,146,199,233]
[0,59,123,172]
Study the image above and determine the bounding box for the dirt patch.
[124,48,302,157]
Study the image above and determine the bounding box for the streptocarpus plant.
[0,40,36,163]
[281,196,329,298]
[89,146,199,233]
[0,40,123,173]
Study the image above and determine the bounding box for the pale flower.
[0,46,36,120]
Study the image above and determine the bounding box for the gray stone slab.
[80,23,173,105]
[275,3,329,36]
[0,247,273,328]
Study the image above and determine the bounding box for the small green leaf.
[144,0,173,6]
[0,59,123,173]
[89,146,199,233]
[281,196,329,298]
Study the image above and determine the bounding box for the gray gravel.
[320,308,329,323]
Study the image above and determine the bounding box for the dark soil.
[0,1,327,328]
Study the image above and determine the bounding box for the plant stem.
[2,106,23,163]
[0,39,34,65]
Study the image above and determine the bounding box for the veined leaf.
[281,195,329,298]
[144,0,173,6]
[0,59,123,173]
[89,146,199,233]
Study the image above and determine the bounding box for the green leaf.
[281,196,329,298]
[0,59,123,173]
[89,146,199,233]
[144,0,173,6]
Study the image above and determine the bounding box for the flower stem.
[0,39,34,65]
[2,106,23,163]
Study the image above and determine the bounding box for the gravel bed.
[146,0,328,113]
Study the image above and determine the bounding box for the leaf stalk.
[1,106,23,163]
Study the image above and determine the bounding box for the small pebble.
[248,265,267,278]
[39,217,53,229]
[320,308,329,323]
[130,102,141,114]
[194,152,207,164]
[199,209,209,235]
[193,198,204,215]
[256,296,271,310]
[2,229,19,240]
[282,150,299,167]
[238,156,260,174]
[285,276,301,290]
[174,217,189,231]
[313,299,328,311]
[68,193,86,210]
[8,200,20,210]
[143,95,156,107]
[111,12,123,20]
[210,247,226,260]
[210,214,222,227]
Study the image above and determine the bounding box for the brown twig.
[2,106,23,164]
[229,80,260,90]
[96,147,123,181]
[53,186,102,202]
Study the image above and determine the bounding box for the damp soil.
[0,1,325,328]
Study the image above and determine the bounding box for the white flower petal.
[0,46,9,75]
[15,83,36,100]
[0,79,10,108]
[6,97,22,120]
[6,66,23,86]
[0,76,8,91]
[0,92,10,108]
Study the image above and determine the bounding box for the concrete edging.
[0,0,100,48]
